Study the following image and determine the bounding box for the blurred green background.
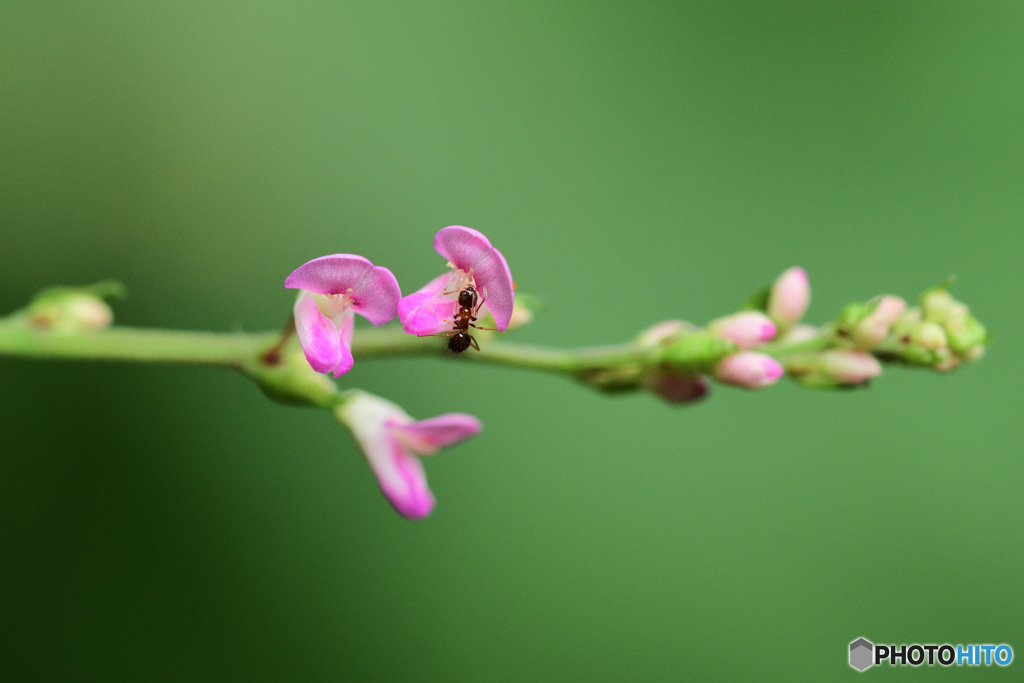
[2,2,1021,680]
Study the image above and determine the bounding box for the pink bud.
[768,267,810,328]
[714,352,784,389]
[708,311,777,349]
[852,295,906,349]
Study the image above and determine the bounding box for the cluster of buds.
[637,267,810,404]
[880,286,988,372]
[284,226,515,518]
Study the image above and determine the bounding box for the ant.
[423,283,492,353]
[446,284,488,353]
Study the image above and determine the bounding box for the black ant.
[425,284,493,353]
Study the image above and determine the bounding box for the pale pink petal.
[330,309,355,377]
[293,292,344,375]
[715,351,784,388]
[398,272,456,335]
[397,413,482,454]
[285,253,400,326]
[434,226,514,331]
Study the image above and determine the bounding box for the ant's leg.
[469,335,480,351]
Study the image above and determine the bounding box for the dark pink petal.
[434,226,514,331]
[398,413,483,452]
[285,254,401,326]
[293,292,345,375]
[398,272,456,336]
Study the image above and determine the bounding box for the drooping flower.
[335,391,482,519]
[714,351,784,388]
[285,254,401,377]
[399,226,514,336]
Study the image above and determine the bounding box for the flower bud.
[635,320,695,349]
[707,311,776,350]
[921,287,968,324]
[944,312,988,356]
[659,332,736,374]
[909,321,947,350]
[767,267,810,329]
[642,372,709,405]
[714,351,784,389]
[851,295,906,349]
[28,291,113,332]
[787,349,882,388]
[779,324,819,343]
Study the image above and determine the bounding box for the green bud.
[27,291,114,332]
[835,302,871,334]
[658,332,736,373]
[944,313,988,355]
[253,344,339,407]
[921,287,969,324]
[909,321,947,350]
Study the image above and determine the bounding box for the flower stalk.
[0,271,988,517]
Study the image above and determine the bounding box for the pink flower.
[714,351,784,388]
[285,254,401,377]
[336,391,482,519]
[399,226,514,336]
[708,311,777,349]
[768,267,810,329]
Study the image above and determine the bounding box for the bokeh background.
[2,2,1021,680]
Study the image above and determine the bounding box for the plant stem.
[0,323,276,368]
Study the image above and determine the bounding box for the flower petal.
[434,226,514,331]
[396,413,483,455]
[285,254,401,326]
[330,308,355,377]
[293,292,344,375]
[398,272,457,336]
[376,434,436,519]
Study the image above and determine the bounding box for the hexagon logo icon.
[849,638,874,671]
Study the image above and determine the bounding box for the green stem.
[0,323,276,368]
